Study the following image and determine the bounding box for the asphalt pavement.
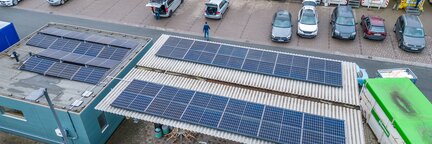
[0,7,431,101]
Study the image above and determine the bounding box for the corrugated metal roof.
[95,69,365,144]
[136,35,359,106]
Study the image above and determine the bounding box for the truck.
[377,68,417,84]
[360,78,432,144]
[0,21,20,52]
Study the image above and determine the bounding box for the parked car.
[393,14,426,52]
[204,0,229,19]
[356,64,369,86]
[146,0,183,18]
[303,0,317,6]
[297,5,318,38]
[0,0,21,6]
[47,0,68,6]
[360,15,386,41]
[271,10,293,42]
[330,6,356,40]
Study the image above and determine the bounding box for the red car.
[360,15,387,41]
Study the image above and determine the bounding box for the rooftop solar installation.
[155,37,343,87]
[39,27,139,49]
[19,56,109,84]
[19,27,140,85]
[111,79,346,143]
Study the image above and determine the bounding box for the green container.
[162,125,170,135]
[154,128,163,138]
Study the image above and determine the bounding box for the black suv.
[394,14,426,52]
[330,6,356,40]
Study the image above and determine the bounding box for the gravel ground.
[0,131,42,144]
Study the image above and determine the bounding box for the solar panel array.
[155,37,343,87]
[39,27,139,49]
[20,27,140,84]
[26,33,130,68]
[19,56,109,84]
[111,80,346,143]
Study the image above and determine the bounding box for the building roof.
[0,23,151,112]
[95,68,365,144]
[136,35,359,106]
[365,78,432,144]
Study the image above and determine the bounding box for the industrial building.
[0,23,151,144]
[96,35,365,144]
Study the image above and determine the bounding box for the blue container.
[0,21,20,52]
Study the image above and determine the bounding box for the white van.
[204,0,229,19]
[146,0,183,18]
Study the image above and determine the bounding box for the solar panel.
[279,125,302,144]
[71,66,108,84]
[181,105,204,123]
[199,109,222,128]
[218,112,241,132]
[62,40,81,52]
[110,47,129,61]
[26,34,47,47]
[37,35,58,49]
[45,62,80,79]
[238,117,260,136]
[128,94,153,112]
[22,28,139,85]
[19,56,56,74]
[163,102,187,119]
[258,121,281,142]
[155,37,343,87]
[110,80,347,143]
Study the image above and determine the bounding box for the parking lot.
[13,0,432,66]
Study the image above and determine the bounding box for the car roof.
[276,10,291,16]
[207,0,223,5]
[336,6,354,17]
[302,5,316,11]
[369,16,385,26]
[403,14,423,27]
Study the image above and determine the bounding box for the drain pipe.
[42,88,70,144]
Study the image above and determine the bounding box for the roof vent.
[71,100,83,107]
[82,91,93,97]
[25,88,45,101]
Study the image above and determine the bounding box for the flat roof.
[0,23,151,112]
[365,78,432,144]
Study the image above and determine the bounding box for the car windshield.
[274,16,291,28]
[404,27,424,38]
[371,26,385,33]
[336,17,355,26]
[300,12,316,25]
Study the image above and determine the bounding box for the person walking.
[203,22,211,41]
[154,8,161,20]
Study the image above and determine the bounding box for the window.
[0,106,26,121]
[219,0,226,9]
[167,0,174,6]
[97,112,108,132]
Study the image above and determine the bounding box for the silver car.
[204,0,229,19]
[47,0,68,6]
[271,10,292,42]
[297,6,318,38]
[0,0,21,6]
